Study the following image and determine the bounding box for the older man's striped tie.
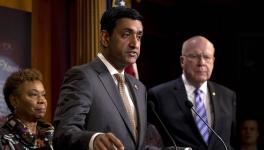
[194,88,209,144]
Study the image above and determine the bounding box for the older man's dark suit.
[148,77,236,150]
[53,57,148,150]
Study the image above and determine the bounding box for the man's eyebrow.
[122,28,133,32]
[138,31,143,35]
[122,28,143,32]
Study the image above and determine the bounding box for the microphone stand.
[185,101,228,150]
[148,101,178,150]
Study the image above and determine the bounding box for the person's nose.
[37,95,46,104]
[129,35,140,48]
[197,56,206,64]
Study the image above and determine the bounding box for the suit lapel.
[125,74,143,143]
[92,59,137,143]
[207,82,218,134]
[174,78,209,145]
[173,79,194,121]
[207,82,223,147]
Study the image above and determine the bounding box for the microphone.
[185,100,228,150]
[148,101,192,150]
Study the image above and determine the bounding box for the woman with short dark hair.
[0,68,54,150]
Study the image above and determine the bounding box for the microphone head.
[148,101,155,110]
[185,100,193,109]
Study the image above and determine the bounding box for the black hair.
[100,7,143,35]
[3,68,43,112]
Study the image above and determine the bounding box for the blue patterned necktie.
[194,88,209,144]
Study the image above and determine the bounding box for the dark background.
[134,0,263,124]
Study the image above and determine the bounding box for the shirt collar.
[182,73,207,94]
[98,53,124,76]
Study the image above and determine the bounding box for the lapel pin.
[212,92,216,96]
[134,84,138,90]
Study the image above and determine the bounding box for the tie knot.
[194,88,202,95]
[114,73,125,84]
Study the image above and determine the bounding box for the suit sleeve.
[53,67,95,150]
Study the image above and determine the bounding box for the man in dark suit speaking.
[53,7,147,150]
[148,36,237,150]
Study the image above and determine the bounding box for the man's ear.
[180,56,184,66]
[100,30,110,48]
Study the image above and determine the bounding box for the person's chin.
[34,113,46,120]
[127,59,137,65]
[127,55,138,61]
[197,75,208,81]
[35,116,44,120]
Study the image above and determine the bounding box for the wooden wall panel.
[76,0,106,65]
[32,0,72,122]
[32,0,52,122]
[0,0,32,12]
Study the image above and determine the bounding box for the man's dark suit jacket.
[53,57,148,150]
[148,77,236,150]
